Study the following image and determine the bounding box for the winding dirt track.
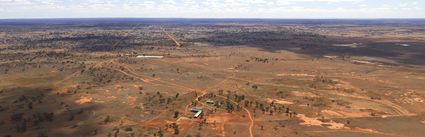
[320,90,412,116]
[216,94,254,137]
[93,58,414,137]
[96,59,255,137]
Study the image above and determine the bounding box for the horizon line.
[1,17,425,20]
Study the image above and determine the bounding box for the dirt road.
[160,26,182,48]
[216,94,254,137]
[98,59,255,137]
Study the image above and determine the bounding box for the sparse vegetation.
[0,19,424,137]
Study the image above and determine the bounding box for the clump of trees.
[174,111,179,118]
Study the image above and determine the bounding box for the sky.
[0,0,424,19]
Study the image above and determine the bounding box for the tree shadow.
[189,30,425,66]
[0,87,102,137]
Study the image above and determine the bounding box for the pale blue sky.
[0,0,424,18]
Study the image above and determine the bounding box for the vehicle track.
[100,60,255,137]
[160,26,182,48]
[216,94,254,137]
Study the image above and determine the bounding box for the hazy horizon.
[1,0,424,19]
[1,17,425,20]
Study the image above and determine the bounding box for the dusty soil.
[1,19,425,137]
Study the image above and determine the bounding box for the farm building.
[190,107,203,118]
[206,99,215,104]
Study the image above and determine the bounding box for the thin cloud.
[0,0,423,18]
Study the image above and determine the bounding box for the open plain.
[0,19,425,137]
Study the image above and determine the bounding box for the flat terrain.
[0,19,425,137]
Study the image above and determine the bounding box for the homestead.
[190,107,203,118]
